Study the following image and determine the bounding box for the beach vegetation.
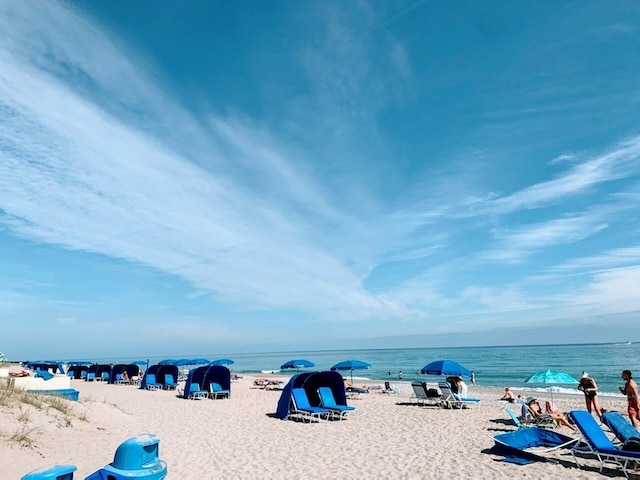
[10,426,37,448]
[17,408,31,423]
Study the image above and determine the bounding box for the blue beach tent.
[87,364,112,382]
[67,365,89,380]
[275,371,347,419]
[109,364,139,384]
[141,365,178,389]
[182,365,231,399]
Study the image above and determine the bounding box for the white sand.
[1,376,634,479]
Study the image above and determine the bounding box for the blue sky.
[2,1,640,359]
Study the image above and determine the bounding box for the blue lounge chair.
[188,383,208,400]
[505,407,533,429]
[601,411,640,451]
[114,374,128,385]
[208,382,230,399]
[290,388,330,422]
[86,372,96,382]
[569,410,640,478]
[144,373,162,391]
[101,371,110,382]
[163,373,178,390]
[318,386,355,419]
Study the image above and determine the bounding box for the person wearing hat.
[578,371,602,417]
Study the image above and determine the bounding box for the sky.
[2,1,640,360]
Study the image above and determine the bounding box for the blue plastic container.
[85,434,167,479]
[21,464,76,480]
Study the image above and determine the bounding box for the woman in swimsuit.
[577,371,602,417]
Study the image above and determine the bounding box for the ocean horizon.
[54,341,638,396]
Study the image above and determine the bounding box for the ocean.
[101,342,639,396]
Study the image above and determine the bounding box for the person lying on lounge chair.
[529,399,576,432]
[344,380,369,393]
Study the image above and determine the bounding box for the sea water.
[93,342,638,395]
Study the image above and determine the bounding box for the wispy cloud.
[482,136,640,215]
[483,213,609,262]
[0,1,410,323]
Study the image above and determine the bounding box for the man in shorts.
[620,370,640,427]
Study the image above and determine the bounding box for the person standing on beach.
[398,370,403,380]
[577,371,602,417]
[470,371,476,386]
[619,370,640,427]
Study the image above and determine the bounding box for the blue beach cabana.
[275,371,347,419]
[67,364,90,379]
[110,364,139,384]
[141,364,179,389]
[182,365,231,399]
[87,364,112,382]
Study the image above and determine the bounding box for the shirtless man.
[619,370,640,427]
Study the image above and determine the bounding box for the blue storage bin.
[21,464,76,480]
[85,434,167,480]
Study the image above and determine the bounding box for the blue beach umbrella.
[524,370,578,401]
[159,359,177,365]
[210,358,234,366]
[176,359,193,367]
[280,359,315,371]
[420,359,471,377]
[331,359,371,384]
[190,358,210,366]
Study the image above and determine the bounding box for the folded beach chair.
[601,411,640,451]
[290,388,330,422]
[144,373,162,391]
[569,410,640,478]
[163,373,178,390]
[209,382,230,399]
[188,382,208,400]
[437,382,480,409]
[318,386,355,419]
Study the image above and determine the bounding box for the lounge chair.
[114,374,128,385]
[163,373,178,390]
[188,383,208,400]
[601,411,640,451]
[144,373,162,391]
[101,371,110,382]
[437,381,480,409]
[569,410,640,478]
[505,407,533,429]
[318,386,355,419]
[522,403,556,428]
[86,372,96,382]
[290,388,330,422]
[410,382,441,406]
[208,382,230,399]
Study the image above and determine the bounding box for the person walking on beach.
[619,370,640,427]
[470,371,476,386]
[577,371,602,417]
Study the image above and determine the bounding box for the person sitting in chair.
[528,399,576,432]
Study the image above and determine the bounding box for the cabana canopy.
[275,371,345,419]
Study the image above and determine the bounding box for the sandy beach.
[1,375,636,479]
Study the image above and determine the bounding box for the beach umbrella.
[176,359,193,367]
[280,359,315,372]
[190,358,210,366]
[524,370,578,401]
[132,361,147,366]
[420,359,471,377]
[159,359,177,365]
[331,359,371,384]
[210,358,234,366]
